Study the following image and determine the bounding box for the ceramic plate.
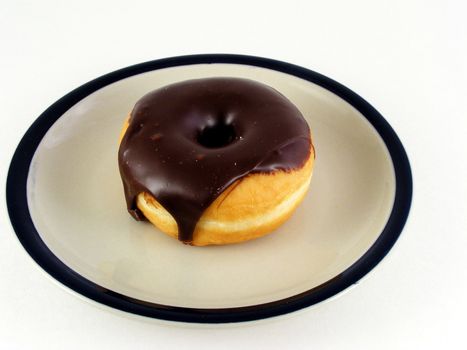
[6,54,412,323]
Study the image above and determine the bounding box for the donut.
[118,77,315,246]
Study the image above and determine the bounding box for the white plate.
[6,55,412,323]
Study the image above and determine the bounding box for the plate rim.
[6,54,412,323]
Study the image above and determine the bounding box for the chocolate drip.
[118,78,311,243]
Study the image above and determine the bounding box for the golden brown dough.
[119,118,314,246]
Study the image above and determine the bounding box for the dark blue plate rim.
[6,54,412,323]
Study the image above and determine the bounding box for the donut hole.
[197,121,236,148]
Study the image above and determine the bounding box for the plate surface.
[6,54,412,323]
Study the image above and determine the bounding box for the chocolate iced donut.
[118,77,314,245]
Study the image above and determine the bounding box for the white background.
[1,0,466,349]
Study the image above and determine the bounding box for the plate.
[6,54,412,323]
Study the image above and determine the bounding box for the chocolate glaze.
[118,78,311,243]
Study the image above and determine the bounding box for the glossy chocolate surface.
[118,78,311,243]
